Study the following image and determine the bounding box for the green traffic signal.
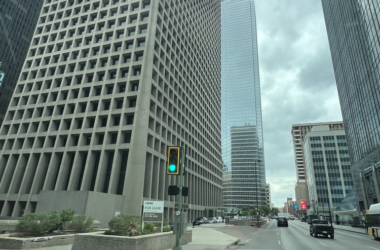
[167,147,180,174]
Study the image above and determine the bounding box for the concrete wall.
[71,231,192,250]
[0,220,18,233]
[36,190,126,226]
[0,234,75,249]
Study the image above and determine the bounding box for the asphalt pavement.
[230,220,380,250]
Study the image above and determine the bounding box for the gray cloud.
[255,0,343,207]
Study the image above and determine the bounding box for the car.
[193,217,207,226]
[277,217,289,227]
[301,217,307,222]
[309,219,334,239]
[271,216,278,220]
[208,217,217,223]
[216,217,223,223]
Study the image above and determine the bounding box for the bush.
[143,223,153,234]
[163,226,171,232]
[108,214,141,236]
[66,215,94,233]
[104,230,112,235]
[16,213,52,236]
[60,209,75,230]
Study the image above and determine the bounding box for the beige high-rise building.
[0,0,222,225]
[291,122,344,211]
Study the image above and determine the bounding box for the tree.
[242,210,249,216]
[271,208,279,216]
[259,206,270,216]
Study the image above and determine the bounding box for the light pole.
[255,160,261,228]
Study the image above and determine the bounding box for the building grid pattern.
[0,0,222,222]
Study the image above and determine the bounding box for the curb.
[223,239,241,250]
[333,227,367,235]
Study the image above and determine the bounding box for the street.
[229,220,380,250]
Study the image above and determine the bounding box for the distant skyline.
[255,0,342,207]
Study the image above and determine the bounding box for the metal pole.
[328,198,332,226]
[173,146,185,250]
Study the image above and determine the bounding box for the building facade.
[266,183,271,208]
[0,0,44,126]
[221,0,266,208]
[304,125,354,221]
[0,0,222,224]
[291,122,344,210]
[322,0,380,211]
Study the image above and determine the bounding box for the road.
[230,220,380,250]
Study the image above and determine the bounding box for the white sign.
[143,201,164,213]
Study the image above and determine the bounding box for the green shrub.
[48,210,61,233]
[108,214,141,236]
[163,226,171,232]
[143,223,153,234]
[16,213,52,236]
[60,209,75,230]
[66,215,94,233]
[104,230,112,235]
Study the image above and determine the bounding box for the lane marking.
[319,242,327,247]
[367,246,380,250]
[278,240,281,245]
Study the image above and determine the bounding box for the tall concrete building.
[221,0,266,208]
[0,0,44,126]
[0,0,222,224]
[291,122,344,210]
[321,0,380,211]
[304,125,353,222]
[266,183,271,208]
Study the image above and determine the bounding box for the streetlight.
[255,160,261,228]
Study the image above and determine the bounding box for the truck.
[309,219,334,239]
[306,215,318,224]
[278,213,291,219]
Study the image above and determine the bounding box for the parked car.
[301,217,307,222]
[216,217,223,223]
[208,217,217,223]
[193,217,207,226]
[277,217,289,227]
[309,219,334,239]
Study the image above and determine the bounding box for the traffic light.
[167,146,180,174]
[182,187,188,197]
[168,185,180,196]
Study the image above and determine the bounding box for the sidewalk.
[166,224,240,250]
[332,223,367,235]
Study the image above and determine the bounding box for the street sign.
[143,201,164,232]
[294,204,298,210]
[300,200,307,210]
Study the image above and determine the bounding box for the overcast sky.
[254,0,343,208]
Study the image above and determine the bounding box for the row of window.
[43,0,149,17]
[33,23,147,47]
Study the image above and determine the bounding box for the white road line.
[319,242,327,247]
[277,232,279,235]
[367,246,380,250]
[278,240,281,245]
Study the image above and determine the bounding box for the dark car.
[193,217,207,226]
[301,217,307,222]
[309,219,334,239]
[277,217,288,227]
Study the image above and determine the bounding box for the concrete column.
[8,154,29,194]
[30,153,52,194]
[359,171,369,210]
[19,154,40,194]
[0,154,19,193]
[151,156,159,199]
[67,151,85,191]
[94,150,112,193]
[80,151,97,191]
[43,153,63,190]
[55,152,75,190]
[108,150,122,194]
[143,154,153,198]
[0,154,10,181]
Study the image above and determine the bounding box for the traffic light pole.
[173,146,185,250]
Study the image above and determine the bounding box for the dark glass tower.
[321,0,380,210]
[221,0,266,208]
[0,0,43,126]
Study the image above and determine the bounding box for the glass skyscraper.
[322,0,380,210]
[221,0,266,208]
[0,0,43,126]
